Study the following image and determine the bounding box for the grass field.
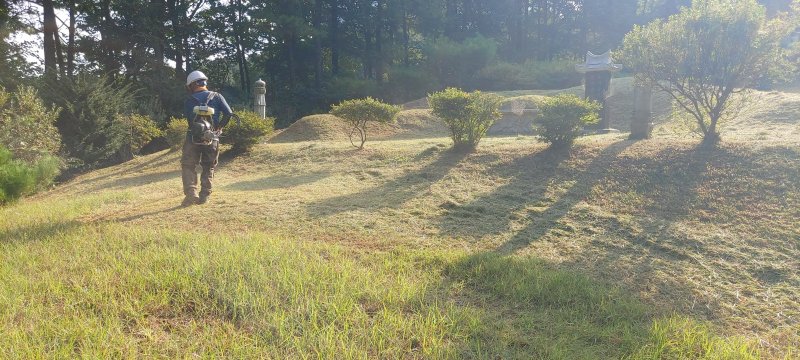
[2,82,799,358]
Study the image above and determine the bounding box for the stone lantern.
[576,51,621,132]
[253,79,267,119]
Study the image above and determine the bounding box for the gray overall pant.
[181,135,219,197]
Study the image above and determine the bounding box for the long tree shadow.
[62,150,175,188]
[87,169,181,192]
[557,145,800,324]
[223,171,331,191]
[417,252,655,358]
[436,146,573,240]
[0,219,84,244]
[494,141,635,253]
[308,149,468,217]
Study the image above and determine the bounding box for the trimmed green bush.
[165,117,189,150]
[535,94,601,148]
[428,88,501,150]
[222,111,275,154]
[330,97,401,149]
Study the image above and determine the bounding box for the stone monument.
[253,79,266,119]
[576,51,621,132]
[630,76,653,140]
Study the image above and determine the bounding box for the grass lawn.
[2,82,799,358]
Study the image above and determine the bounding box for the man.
[181,70,233,206]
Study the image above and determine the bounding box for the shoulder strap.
[204,92,218,106]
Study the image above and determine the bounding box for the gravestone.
[253,79,266,119]
[576,51,621,132]
[630,77,653,140]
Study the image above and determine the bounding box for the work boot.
[198,194,209,205]
[182,195,199,207]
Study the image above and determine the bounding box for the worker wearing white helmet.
[180,70,233,206]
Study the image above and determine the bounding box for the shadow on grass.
[437,252,653,358]
[495,141,634,253]
[88,169,180,192]
[0,219,84,244]
[308,149,469,216]
[434,141,633,250]
[224,171,331,191]
[115,204,184,223]
[64,150,175,188]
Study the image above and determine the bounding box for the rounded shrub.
[535,94,601,148]
[165,117,189,150]
[330,97,401,149]
[428,88,501,151]
[222,111,275,154]
[110,113,163,162]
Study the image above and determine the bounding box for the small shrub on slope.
[222,111,275,154]
[0,146,59,204]
[429,88,501,151]
[0,85,61,163]
[165,117,189,150]
[535,94,600,149]
[330,97,400,149]
[111,113,163,161]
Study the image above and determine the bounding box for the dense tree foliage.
[0,0,796,169]
[4,0,755,127]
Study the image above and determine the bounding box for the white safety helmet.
[186,70,208,86]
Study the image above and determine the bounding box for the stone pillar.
[630,81,653,140]
[576,51,621,133]
[584,70,613,130]
[253,79,266,119]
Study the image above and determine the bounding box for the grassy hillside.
[2,83,800,358]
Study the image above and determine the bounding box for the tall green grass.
[0,196,765,358]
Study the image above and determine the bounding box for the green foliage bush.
[428,88,501,150]
[165,117,189,150]
[0,146,60,205]
[44,74,136,168]
[0,85,61,163]
[535,94,601,148]
[330,97,401,149]
[222,111,275,154]
[111,113,163,161]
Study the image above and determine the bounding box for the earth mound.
[269,110,448,143]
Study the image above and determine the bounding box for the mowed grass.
[4,91,800,358]
[0,195,763,358]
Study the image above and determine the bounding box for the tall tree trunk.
[374,0,383,83]
[402,4,410,67]
[67,0,76,77]
[42,0,58,79]
[286,33,296,89]
[168,0,184,78]
[329,0,340,75]
[313,0,323,87]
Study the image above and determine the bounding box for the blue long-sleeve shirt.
[185,90,233,128]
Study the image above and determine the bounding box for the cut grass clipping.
[0,195,761,358]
